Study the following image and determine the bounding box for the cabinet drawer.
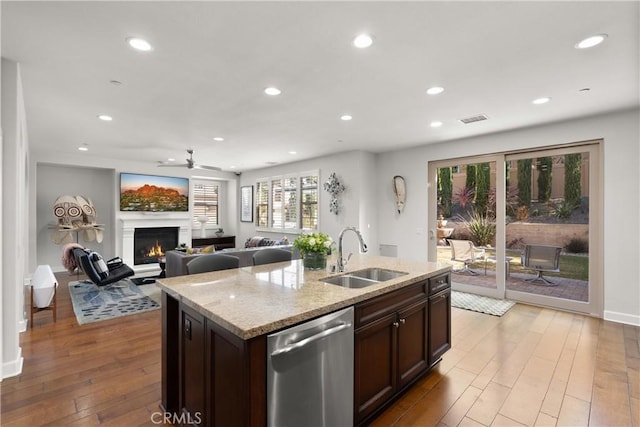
[428,273,450,296]
[355,281,427,329]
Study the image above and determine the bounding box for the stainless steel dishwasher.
[267,306,354,427]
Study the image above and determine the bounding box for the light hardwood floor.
[1,272,638,426]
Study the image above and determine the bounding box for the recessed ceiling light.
[532,97,551,105]
[426,86,444,95]
[213,137,224,142]
[264,87,281,96]
[98,114,113,121]
[579,88,591,92]
[167,158,175,162]
[229,165,236,169]
[78,145,89,151]
[430,121,443,128]
[289,151,297,155]
[353,34,373,48]
[575,34,608,49]
[340,115,353,121]
[109,80,122,86]
[126,37,153,51]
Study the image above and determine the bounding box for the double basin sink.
[322,268,408,289]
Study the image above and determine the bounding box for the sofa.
[165,245,299,277]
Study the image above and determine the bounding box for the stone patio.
[450,269,589,302]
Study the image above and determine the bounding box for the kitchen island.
[157,254,451,426]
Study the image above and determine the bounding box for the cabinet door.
[429,288,451,365]
[397,299,429,389]
[181,307,206,426]
[354,312,398,423]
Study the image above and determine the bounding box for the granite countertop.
[156,254,451,340]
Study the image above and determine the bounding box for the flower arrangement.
[293,232,334,255]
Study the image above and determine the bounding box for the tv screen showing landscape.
[120,173,189,212]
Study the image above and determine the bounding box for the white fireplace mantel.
[120,215,191,273]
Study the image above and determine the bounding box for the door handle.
[399,318,406,324]
[270,323,351,356]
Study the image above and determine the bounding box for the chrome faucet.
[337,227,368,272]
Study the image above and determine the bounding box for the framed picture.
[241,185,253,222]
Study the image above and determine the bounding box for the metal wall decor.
[323,172,345,215]
[392,175,406,214]
[240,185,254,222]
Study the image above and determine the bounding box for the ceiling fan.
[158,149,221,171]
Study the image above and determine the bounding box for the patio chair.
[447,239,486,275]
[521,244,562,285]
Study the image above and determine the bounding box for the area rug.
[69,280,160,325]
[451,291,516,317]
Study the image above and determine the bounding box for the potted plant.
[293,232,334,270]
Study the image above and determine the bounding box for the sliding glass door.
[428,155,504,299]
[428,142,602,315]
[503,144,601,314]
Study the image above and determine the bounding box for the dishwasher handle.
[270,322,351,357]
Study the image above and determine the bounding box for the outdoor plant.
[517,158,532,207]
[549,200,576,220]
[565,237,589,254]
[475,162,491,215]
[564,153,582,207]
[293,232,334,256]
[437,167,453,217]
[457,210,496,247]
[516,205,529,220]
[453,186,475,209]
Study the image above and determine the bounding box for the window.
[256,181,269,227]
[300,175,319,229]
[192,181,219,225]
[255,171,319,232]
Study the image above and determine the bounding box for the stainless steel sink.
[321,268,408,289]
[349,268,408,282]
[322,275,380,289]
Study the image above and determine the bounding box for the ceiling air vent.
[459,114,488,124]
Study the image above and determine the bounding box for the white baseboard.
[604,310,640,326]
[2,347,23,380]
[18,318,27,333]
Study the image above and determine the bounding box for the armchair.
[72,247,134,286]
[448,239,486,275]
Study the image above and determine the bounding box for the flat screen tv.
[120,172,189,212]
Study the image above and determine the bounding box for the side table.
[485,256,514,278]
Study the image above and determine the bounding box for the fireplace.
[133,227,179,265]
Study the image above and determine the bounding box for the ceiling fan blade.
[158,163,190,168]
[194,164,222,171]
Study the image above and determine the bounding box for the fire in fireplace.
[134,227,179,265]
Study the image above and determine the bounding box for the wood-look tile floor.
[1,273,638,426]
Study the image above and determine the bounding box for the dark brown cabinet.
[397,299,429,388]
[180,305,206,426]
[162,294,265,427]
[354,281,430,425]
[428,273,452,365]
[354,312,397,422]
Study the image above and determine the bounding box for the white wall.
[36,164,114,271]
[376,108,640,325]
[238,150,378,258]
[2,58,28,378]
